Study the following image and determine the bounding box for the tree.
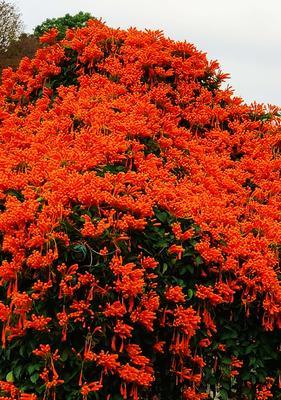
[0,0,23,52]
[0,33,39,77]
[34,11,94,40]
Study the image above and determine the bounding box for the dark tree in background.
[0,11,93,78]
[0,0,23,52]
[0,33,39,75]
[34,11,94,39]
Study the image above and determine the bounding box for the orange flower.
[95,351,120,374]
[165,285,186,303]
[81,381,103,399]
[168,244,184,260]
[198,338,211,348]
[173,306,201,337]
[40,28,59,44]
[153,341,165,353]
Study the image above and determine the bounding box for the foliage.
[34,12,94,40]
[0,19,280,400]
[0,0,23,52]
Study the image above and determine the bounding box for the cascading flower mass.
[0,18,280,400]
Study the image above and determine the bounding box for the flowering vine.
[0,18,280,400]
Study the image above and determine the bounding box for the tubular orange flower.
[165,285,186,303]
[39,28,59,44]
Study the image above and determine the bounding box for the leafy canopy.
[34,11,94,39]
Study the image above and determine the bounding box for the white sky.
[15,0,281,105]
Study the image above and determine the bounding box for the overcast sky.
[14,0,280,105]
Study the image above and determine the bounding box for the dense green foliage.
[34,12,94,39]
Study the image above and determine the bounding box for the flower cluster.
[0,18,280,399]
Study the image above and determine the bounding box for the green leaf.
[195,255,203,266]
[27,364,41,375]
[14,365,22,380]
[154,210,168,223]
[6,371,14,382]
[162,263,168,274]
[257,371,266,383]
[60,349,69,362]
[219,388,228,400]
[179,264,194,275]
[221,381,230,390]
[172,277,185,287]
[249,356,257,367]
[19,346,25,357]
[245,344,257,354]
[241,371,250,381]
[30,372,40,384]
[220,331,238,340]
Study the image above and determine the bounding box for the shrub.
[0,19,280,400]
